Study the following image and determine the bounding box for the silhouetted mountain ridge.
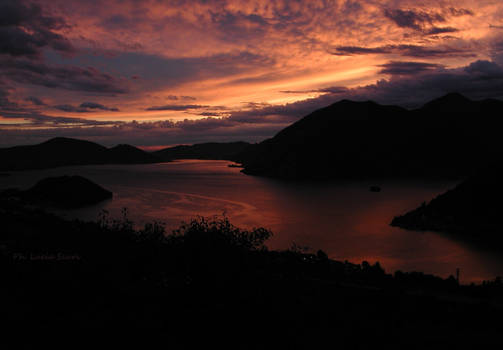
[108,144,159,164]
[238,93,503,179]
[0,137,159,170]
[0,138,253,170]
[421,92,472,111]
[154,142,250,161]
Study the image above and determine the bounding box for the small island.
[0,175,113,209]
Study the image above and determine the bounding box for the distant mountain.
[391,163,503,248]
[238,93,503,180]
[0,137,160,171]
[154,142,250,162]
[1,175,112,208]
[108,144,159,164]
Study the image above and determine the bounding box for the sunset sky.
[1,0,503,147]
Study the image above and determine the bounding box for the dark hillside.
[239,94,503,180]
[154,142,250,162]
[391,163,503,249]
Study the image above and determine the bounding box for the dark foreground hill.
[1,199,503,345]
[0,137,160,171]
[391,163,503,249]
[154,141,250,162]
[1,176,113,209]
[238,93,503,180]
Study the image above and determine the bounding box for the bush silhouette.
[169,215,272,252]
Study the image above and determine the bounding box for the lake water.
[2,159,503,283]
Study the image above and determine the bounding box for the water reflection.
[2,159,502,282]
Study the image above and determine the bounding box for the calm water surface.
[2,159,503,283]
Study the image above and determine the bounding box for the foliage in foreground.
[97,208,272,251]
[170,215,272,251]
[2,201,503,345]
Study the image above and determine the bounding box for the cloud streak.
[53,102,119,113]
[145,104,209,111]
[383,7,473,35]
[333,44,475,58]
[0,56,129,94]
[378,61,444,76]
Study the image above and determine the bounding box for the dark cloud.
[280,86,350,94]
[145,104,209,111]
[0,56,129,94]
[241,102,272,109]
[53,104,89,113]
[384,9,445,31]
[0,0,74,57]
[318,86,351,94]
[378,61,444,76]
[0,108,117,126]
[280,90,314,94]
[25,96,46,106]
[464,60,503,79]
[166,95,197,101]
[395,45,474,58]
[197,112,225,117]
[0,1,129,99]
[425,27,458,35]
[79,102,119,111]
[54,102,119,113]
[0,84,18,110]
[448,8,474,17]
[384,7,472,35]
[332,46,391,55]
[333,44,474,58]
[0,90,120,125]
